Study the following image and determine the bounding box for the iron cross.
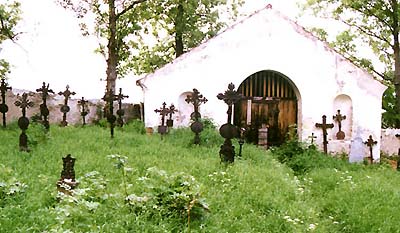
[0,77,11,127]
[167,103,178,127]
[102,89,118,138]
[115,88,129,127]
[333,109,346,140]
[14,93,34,152]
[78,97,89,125]
[58,85,76,127]
[315,115,334,153]
[36,82,54,130]
[217,83,243,124]
[154,102,170,127]
[185,88,208,118]
[308,132,317,144]
[364,135,377,164]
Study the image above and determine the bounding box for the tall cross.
[364,135,377,164]
[315,115,334,153]
[154,102,171,135]
[14,93,34,151]
[78,97,89,125]
[185,88,208,120]
[333,109,346,140]
[102,89,118,138]
[36,82,54,130]
[58,85,76,127]
[0,78,11,127]
[217,83,243,124]
[115,88,129,127]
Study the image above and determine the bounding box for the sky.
[1,0,306,102]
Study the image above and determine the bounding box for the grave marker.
[166,104,177,128]
[154,102,170,136]
[333,109,346,140]
[36,82,54,130]
[185,88,208,144]
[364,135,377,164]
[58,85,76,127]
[102,89,118,138]
[14,93,34,152]
[315,115,334,153]
[78,97,89,126]
[115,88,128,127]
[0,77,11,127]
[56,154,78,195]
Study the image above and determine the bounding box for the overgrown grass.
[1,122,400,232]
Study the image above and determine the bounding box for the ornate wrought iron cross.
[333,109,346,140]
[315,115,334,154]
[364,135,377,164]
[57,154,78,195]
[58,85,76,127]
[14,93,34,152]
[186,88,207,144]
[36,82,54,130]
[78,97,89,126]
[166,104,178,128]
[115,88,129,127]
[154,102,171,135]
[102,89,118,138]
[217,83,244,163]
[0,78,11,127]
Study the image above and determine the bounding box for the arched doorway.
[234,70,298,146]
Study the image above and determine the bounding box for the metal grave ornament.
[58,85,76,127]
[36,82,54,130]
[115,88,129,127]
[308,132,317,149]
[217,83,244,163]
[167,104,177,128]
[185,88,208,144]
[154,102,171,136]
[333,110,346,140]
[315,115,334,154]
[364,135,377,164]
[102,89,118,138]
[56,154,78,195]
[14,93,34,152]
[78,97,89,126]
[0,78,11,127]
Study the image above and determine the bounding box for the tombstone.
[14,93,34,152]
[333,109,346,140]
[364,135,377,164]
[56,154,78,195]
[78,97,89,126]
[166,104,177,128]
[115,88,129,127]
[36,82,54,130]
[315,115,334,153]
[102,89,118,138]
[154,102,170,136]
[185,88,208,144]
[58,85,76,127]
[349,130,364,163]
[217,83,244,163]
[0,78,11,127]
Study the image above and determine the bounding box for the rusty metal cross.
[58,85,76,127]
[217,83,243,124]
[115,88,129,127]
[364,135,377,164]
[102,89,118,138]
[36,82,54,130]
[167,103,178,128]
[333,109,346,140]
[0,77,11,127]
[308,132,317,144]
[185,88,208,119]
[14,93,34,151]
[315,115,334,153]
[78,97,89,126]
[154,102,171,135]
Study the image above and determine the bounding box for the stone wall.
[381,129,400,156]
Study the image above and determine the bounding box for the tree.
[0,1,21,78]
[57,0,243,93]
[302,0,400,128]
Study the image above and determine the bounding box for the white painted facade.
[137,7,387,160]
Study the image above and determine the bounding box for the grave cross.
[186,89,208,144]
[217,83,244,163]
[315,115,334,153]
[78,97,89,126]
[115,88,129,127]
[58,85,76,127]
[333,109,346,140]
[102,89,118,138]
[154,102,170,135]
[308,132,317,144]
[14,93,34,151]
[166,104,178,128]
[0,78,12,127]
[57,154,78,195]
[364,135,377,164]
[36,82,54,130]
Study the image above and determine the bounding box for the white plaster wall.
[381,129,400,156]
[141,8,387,158]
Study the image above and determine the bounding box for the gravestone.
[315,115,334,153]
[0,78,11,127]
[102,89,118,138]
[185,88,208,144]
[78,97,89,125]
[333,109,346,140]
[349,129,364,163]
[58,85,76,127]
[56,154,78,195]
[217,83,243,163]
[115,88,128,127]
[364,135,377,164]
[14,93,34,152]
[36,82,54,130]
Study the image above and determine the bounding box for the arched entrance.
[234,70,298,146]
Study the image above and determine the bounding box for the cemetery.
[2,1,400,232]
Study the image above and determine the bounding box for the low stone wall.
[1,89,141,126]
[381,128,400,156]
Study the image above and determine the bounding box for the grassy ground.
[1,121,400,232]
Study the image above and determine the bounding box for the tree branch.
[116,0,147,19]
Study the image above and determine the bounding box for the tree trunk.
[175,3,184,58]
[392,0,400,124]
[106,0,118,94]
